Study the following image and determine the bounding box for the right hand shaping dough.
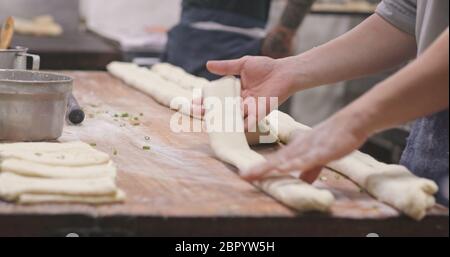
[243,114,369,183]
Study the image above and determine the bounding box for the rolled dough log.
[152,63,210,90]
[265,110,438,220]
[203,77,334,212]
[107,62,193,117]
[0,172,117,201]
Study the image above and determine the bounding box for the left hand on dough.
[242,116,370,183]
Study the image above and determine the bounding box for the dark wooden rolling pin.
[66,94,85,125]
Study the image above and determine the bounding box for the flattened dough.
[265,110,438,220]
[0,141,110,167]
[18,190,126,205]
[1,159,116,179]
[203,77,334,212]
[0,172,117,201]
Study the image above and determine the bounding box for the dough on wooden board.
[151,63,210,90]
[1,159,116,179]
[264,110,438,220]
[18,190,126,205]
[107,62,194,117]
[0,172,117,201]
[203,77,334,212]
[0,141,125,205]
[0,141,110,167]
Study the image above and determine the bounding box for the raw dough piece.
[0,172,117,201]
[0,159,116,179]
[152,63,210,90]
[203,77,334,212]
[329,152,438,220]
[264,110,311,143]
[14,15,63,37]
[107,62,193,117]
[265,110,438,220]
[18,190,126,205]
[0,141,125,205]
[0,141,110,167]
[0,141,90,152]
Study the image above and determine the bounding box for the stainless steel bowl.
[0,69,73,141]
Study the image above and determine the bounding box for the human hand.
[207,56,298,128]
[242,114,370,183]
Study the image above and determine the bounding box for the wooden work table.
[0,71,448,237]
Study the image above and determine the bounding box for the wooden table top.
[0,71,447,237]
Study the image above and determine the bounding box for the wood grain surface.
[0,71,447,236]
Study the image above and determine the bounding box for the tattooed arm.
[262,0,316,58]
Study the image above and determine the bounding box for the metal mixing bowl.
[0,69,73,141]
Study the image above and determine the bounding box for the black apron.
[161,6,266,80]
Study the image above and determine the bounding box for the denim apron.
[401,110,449,206]
[161,6,266,80]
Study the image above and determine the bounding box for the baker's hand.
[242,114,370,183]
[207,56,298,128]
[261,26,295,59]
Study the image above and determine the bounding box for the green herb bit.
[142,146,151,151]
[90,143,97,147]
[113,149,118,155]
[121,113,129,118]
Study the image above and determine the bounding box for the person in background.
[162,0,315,80]
[207,0,449,206]
[161,0,315,112]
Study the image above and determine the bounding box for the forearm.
[263,0,315,58]
[279,0,315,33]
[339,29,449,136]
[278,14,417,90]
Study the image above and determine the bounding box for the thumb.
[207,57,248,76]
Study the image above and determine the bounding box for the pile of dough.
[203,77,334,212]
[263,110,438,220]
[0,141,125,205]
[14,15,63,37]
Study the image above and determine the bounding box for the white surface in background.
[79,0,181,51]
